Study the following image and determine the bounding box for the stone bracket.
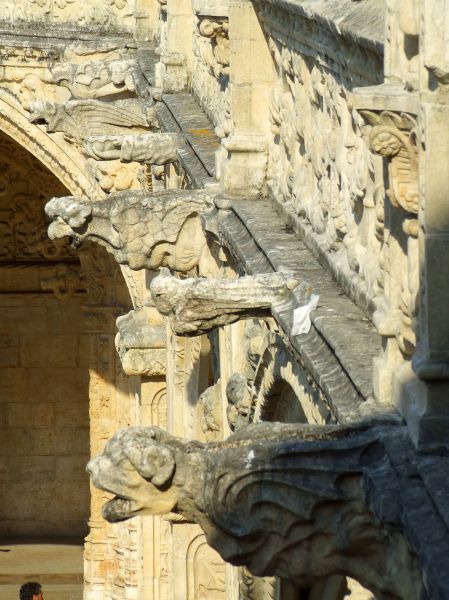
[45,188,217,272]
[115,307,166,377]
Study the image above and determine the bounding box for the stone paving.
[0,543,83,600]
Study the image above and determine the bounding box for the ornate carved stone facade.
[1,1,449,600]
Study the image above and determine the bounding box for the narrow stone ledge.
[255,0,385,55]
[217,198,384,422]
[160,94,219,178]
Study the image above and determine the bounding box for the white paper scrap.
[291,294,320,336]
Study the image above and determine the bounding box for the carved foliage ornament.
[87,422,442,600]
[197,17,230,74]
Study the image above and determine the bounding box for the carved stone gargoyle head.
[87,427,182,519]
[45,189,216,271]
[29,100,66,132]
[88,422,431,600]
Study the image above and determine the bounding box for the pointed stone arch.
[0,88,103,199]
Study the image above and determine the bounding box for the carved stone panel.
[0,129,74,262]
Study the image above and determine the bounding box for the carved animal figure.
[29,99,156,140]
[84,132,185,164]
[88,421,449,600]
[149,269,301,335]
[45,189,217,272]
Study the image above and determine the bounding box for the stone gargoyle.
[84,132,186,164]
[29,98,157,141]
[87,422,449,600]
[149,268,301,335]
[45,189,220,273]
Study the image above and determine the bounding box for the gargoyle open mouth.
[102,496,137,523]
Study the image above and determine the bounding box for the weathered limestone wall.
[0,292,90,539]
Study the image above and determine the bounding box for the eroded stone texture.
[4,0,449,598]
[29,98,155,141]
[45,189,217,271]
[84,132,185,164]
[116,307,166,377]
[88,422,443,600]
[150,269,301,335]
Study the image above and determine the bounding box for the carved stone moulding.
[88,421,449,600]
[149,268,301,335]
[0,88,103,199]
[45,188,216,271]
[192,0,229,18]
[116,307,166,377]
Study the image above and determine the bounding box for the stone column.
[83,304,121,600]
[218,0,275,197]
[134,0,161,42]
[407,0,449,448]
[80,246,137,600]
[155,0,194,93]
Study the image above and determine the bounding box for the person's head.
[19,582,42,600]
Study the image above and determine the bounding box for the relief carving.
[149,269,301,335]
[226,372,253,432]
[361,110,418,214]
[115,308,166,377]
[197,17,230,76]
[90,159,144,193]
[40,263,85,299]
[0,130,75,262]
[88,422,436,600]
[265,30,383,316]
[45,188,218,272]
[198,381,222,441]
[193,14,231,138]
[358,107,419,358]
[51,57,138,100]
[11,0,134,29]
